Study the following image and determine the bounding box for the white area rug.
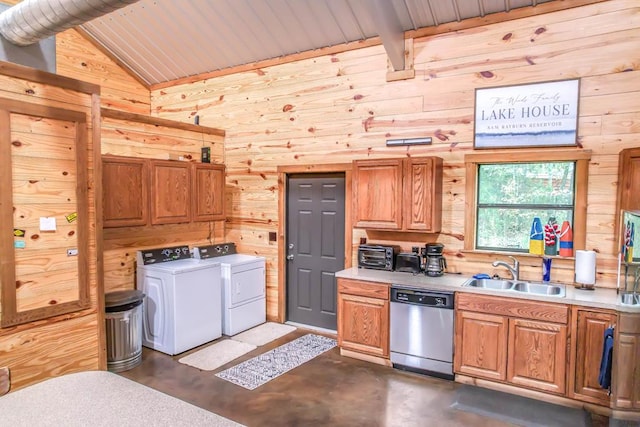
[216,334,336,390]
[178,340,256,371]
[0,371,243,427]
[231,322,296,347]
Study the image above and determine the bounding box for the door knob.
[286,254,294,260]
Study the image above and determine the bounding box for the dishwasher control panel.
[390,287,454,309]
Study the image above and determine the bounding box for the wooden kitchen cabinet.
[402,157,443,231]
[337,278,389,360]
[455,293,569,395]
[352,159,403,229]
[613,312,640,410]
[507,317,567,394]
[102,156,149,227]
[150,160,191,225]
[191,163,225,222]
[352,157,442,232]
[569,308,617,406]
[454,310,508,381]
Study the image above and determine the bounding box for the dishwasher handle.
[390,287,454,309]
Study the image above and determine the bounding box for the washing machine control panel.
[192,242,237,259]
[137,245,191,265]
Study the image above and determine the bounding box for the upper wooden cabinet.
[191,163,226,222]
[102,155,226,228]
[353,157,442,232]
[617,147,640,213]
[103,156,149,228]
[150,160,191,225]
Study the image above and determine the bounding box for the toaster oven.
[358,244,400,271]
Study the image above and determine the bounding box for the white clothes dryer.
[193,243,266,336]
[137,245,221,355]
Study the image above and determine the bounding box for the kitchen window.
[464,150,591,255]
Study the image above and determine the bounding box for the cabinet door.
[454,310,508,381]
[150,160,191,225]
[613,333,639,409]
[191,163,225,221]
[617,147,640,212]
[571,309,616,405]
[403,157,442,232]
[508,318,567,394]
[352,159,403,229]
[102,156,148,227]
[338,292,389,358]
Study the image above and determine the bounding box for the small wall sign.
[474,78,580,149]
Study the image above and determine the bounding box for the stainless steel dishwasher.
[390,286,454,380]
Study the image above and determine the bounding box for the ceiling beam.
[370,0,405,72]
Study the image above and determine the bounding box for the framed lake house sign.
[474,78,580,149]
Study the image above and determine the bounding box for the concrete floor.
[120,328,609,427]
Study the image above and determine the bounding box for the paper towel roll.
[575,250,596,285]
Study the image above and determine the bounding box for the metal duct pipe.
[0,0,140,46]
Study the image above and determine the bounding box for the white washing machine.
[193,243,266,336]
[137,245,222,355]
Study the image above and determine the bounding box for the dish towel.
[598,326,614,391]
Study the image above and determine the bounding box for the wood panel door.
[102,156,148,228]
[150,160,190,225]
[507,318,567,395]
[338,290,389,358]
[352,159,403,229]
[403,157,442,232]
[454,310,508,381]
[191,163,225,222]
[0,99,91,326]
[571,308,616,405]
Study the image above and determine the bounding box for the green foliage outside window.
[476,162,575,252]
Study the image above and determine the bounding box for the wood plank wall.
[151,0,640,321]
[101,112,225,293]
[0,65,101,391]
[56,30,150,115]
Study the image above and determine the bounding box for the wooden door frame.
[277,163,353,323]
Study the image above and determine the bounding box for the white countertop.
[336,267,640,313]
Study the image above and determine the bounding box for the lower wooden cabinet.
[337,278,389,358]
[570,307,617,406]
[455,293,569,395]
[454,310,507,381]
[508,318,567,394]
[613,312,640,410]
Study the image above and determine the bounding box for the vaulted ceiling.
[77,0,580,87]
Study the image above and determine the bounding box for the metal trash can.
[105,289,144,373]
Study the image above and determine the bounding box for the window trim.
[464,149,591,256]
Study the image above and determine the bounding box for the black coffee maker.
[423,243,447,277]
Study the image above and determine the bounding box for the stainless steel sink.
[462,278,565,298]
[463,278,514,290]
[512,282,565,297]
[620,293,640,306]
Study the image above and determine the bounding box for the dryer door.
[228,264,265,307]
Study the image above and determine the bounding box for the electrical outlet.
[0,366,9,396]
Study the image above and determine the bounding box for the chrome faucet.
[492,256,520,281]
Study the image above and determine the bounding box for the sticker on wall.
[14,240,25,249]
[13,229,25,237]
[65,212,78,223]
[39,217,56,231]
